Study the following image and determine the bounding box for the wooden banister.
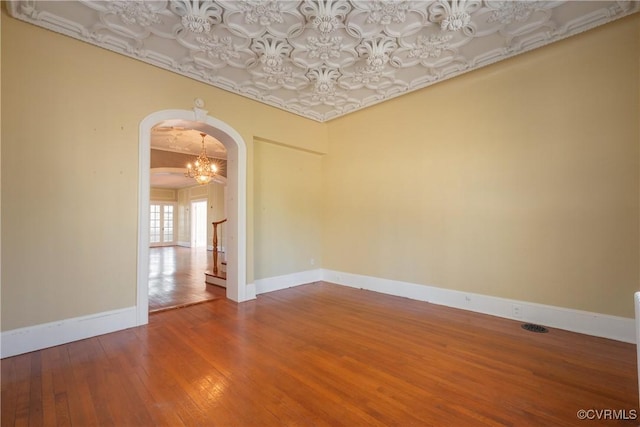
[212,219,227,275]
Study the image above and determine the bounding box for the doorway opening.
[137,107,249,326]
[191,200,208,248]
[147,128,228,311]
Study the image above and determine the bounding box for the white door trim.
[138,108,248,326]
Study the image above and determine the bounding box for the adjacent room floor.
[148,246,225,312]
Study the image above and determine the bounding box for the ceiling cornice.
[7,1,640,122]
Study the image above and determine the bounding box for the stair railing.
[212,219,227,275]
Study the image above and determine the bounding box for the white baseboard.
[255,269,323,295]
[245,283,257,301]
[3,271,632,358]
[1,306,137,358]
[322,269,635,344]
[177,241,191,248]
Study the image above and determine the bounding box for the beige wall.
[0,13,327,330]
[2,10,638,333]
[0,10,3,332]
[174,183,225,247]
[177,188,189,245]
[150,188,177,202]
[208,182,226,250]
[324,14,640,318]
[254,139,323,279]
[176,185,208,246]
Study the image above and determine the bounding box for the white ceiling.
[151,119,227,158]
[150,120,227,189]
[8,1,639,122]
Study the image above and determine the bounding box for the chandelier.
[185,132,217,185]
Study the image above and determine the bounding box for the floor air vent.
[521,323,549,333]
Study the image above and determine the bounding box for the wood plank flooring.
[148,246,224,313]
[2,282,637,426]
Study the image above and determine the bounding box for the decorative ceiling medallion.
[429,0,480,34]
[7,1,639,122]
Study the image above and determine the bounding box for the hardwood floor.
[2,282,637,426]
[148,246,225,313]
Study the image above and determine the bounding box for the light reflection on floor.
[148,246,224,312]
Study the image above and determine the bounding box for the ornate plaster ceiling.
[7,1,639,122]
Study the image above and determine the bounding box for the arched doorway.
[136,107,248,326]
